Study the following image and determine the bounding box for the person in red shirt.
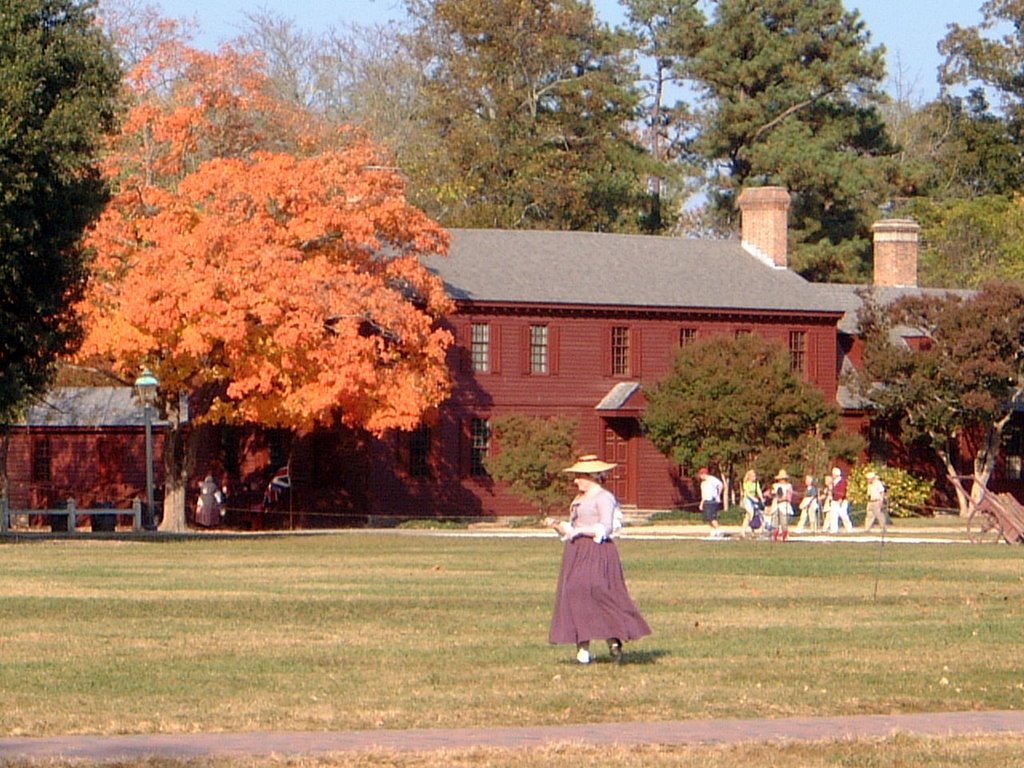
[827,467,853,533]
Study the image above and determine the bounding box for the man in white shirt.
[698,467,725,539]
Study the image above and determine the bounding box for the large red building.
[368,188,844,518]
[9,187,1017,526]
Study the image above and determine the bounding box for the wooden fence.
[1,497,143,534]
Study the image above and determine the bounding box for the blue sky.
[153,0,983,101]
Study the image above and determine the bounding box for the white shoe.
[576,648,591,664]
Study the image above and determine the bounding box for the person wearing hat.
[864,470,888,532]
[545,455,651,664]
[827,467,853,533]
[697,467,725,539]
[769,469,794,541]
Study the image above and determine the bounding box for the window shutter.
[602,325,612,376]
[521,325,531,375]
[490,324,501,374]
[807,334,816,380]
[632,327,642,377]
[457,322,471,375]
[549,325,560,375]
[458,419,472,477]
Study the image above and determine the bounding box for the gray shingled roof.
[16,388,168,428]
[814,283,975,334]
[596,382,642,411]
[422,229,838,314]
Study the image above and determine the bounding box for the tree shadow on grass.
[616,647,669,666]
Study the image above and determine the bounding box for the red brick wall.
[369,306,840,519]
[5,428,163,510]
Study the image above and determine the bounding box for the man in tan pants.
[864,470,888,532]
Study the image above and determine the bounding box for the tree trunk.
[157,403,196,532]
[944,424,1004,517]
[937,448,969,517]
[970,424,1002,511]
[160,482,188,532]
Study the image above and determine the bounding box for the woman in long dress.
[545,455,651,664]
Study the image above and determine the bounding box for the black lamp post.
[134,368,159,530]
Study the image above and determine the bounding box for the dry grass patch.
[0,532,1022,738]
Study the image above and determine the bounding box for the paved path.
[2,711,1023,760]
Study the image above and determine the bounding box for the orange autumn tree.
[78,39,453,531]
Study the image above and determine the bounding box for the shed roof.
[596,382,643,412]
[423,229,838,315]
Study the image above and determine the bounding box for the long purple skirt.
[548,537,651,645]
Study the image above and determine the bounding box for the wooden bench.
[1,497,143,534]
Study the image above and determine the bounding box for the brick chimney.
[737,186,790,268]
[872,218,920,287]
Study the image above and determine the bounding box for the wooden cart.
[951,476,1024,545]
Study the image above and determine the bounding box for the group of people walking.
[736,465,887,537]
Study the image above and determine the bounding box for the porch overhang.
[595,382,646,416]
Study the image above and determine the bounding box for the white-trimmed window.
[611,326,630,376]
[470,418,491,476]
[789,330,807,373]
[471,323,490,373]
[529,325,549,374]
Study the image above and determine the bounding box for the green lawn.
[1,529,1022,764]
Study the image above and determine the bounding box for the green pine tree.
[0,0,121,420]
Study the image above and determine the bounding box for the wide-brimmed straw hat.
[563,455,617,474]
[775,469,790,480]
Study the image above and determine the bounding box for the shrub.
[483,414,578,515]
[847,464,933,518]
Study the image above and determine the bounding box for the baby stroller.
[741,492,767,538]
